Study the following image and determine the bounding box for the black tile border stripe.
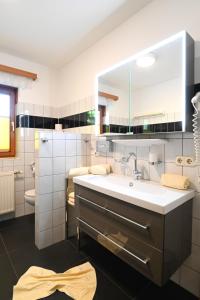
[16,110,95,129]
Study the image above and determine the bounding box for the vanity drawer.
[77,217,163,286]
[105,197,164,250]
[76,185,164,250]
[75,185,106,207]
[77,194,107,234]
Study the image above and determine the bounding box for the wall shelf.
[111,139,167,146]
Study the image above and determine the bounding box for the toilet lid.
[25,189,35,197]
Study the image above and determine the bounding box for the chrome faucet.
[120,152,142,180]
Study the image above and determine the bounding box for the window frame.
[0,84,18,158]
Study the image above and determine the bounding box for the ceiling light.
[136,53,156,68]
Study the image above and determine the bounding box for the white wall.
[0,51,58,107]
[58,0,200,108]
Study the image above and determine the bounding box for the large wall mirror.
[96,31,194,135]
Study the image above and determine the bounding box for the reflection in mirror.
[96,31,194,135]
[98,63,131,134]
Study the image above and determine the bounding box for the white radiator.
[0,172,15,215]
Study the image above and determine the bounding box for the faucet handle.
[133,170,142,180]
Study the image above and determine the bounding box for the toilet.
[25,162,35,207]
[24,189,35,206]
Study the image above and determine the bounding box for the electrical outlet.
[184,156,194,166]
[176,156,194,166]
[176,156,183,165]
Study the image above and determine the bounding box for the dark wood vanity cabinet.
[75,184,193,286]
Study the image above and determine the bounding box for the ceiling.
[0,0,151,67]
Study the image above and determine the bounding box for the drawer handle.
[77,195,150,231]
[77,217,150,265]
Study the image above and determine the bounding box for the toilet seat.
[25,189,35,206]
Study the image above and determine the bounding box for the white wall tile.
[65,156,76,174]
[52,131,65,140]
[53,208,65,226]
[165,139,182,162]
[39,211,52,231]
[192,218,200,246]
[25,177,35,191]
[15,204,25,218]
[183,166,200,192]
[53,224,65,244]
[76,156,87,168]
[36,158,52,176]
[36,193,52,213]
[53,157,65,174]
[15,178,24,192]
[36,175,52,195]
[164,162,182,175]
[193,193,200,220]
[184,244,200,273]
[25,165,34,178]
[25,153,35,165]
[53,191,66,209]
[24,141,35,153]
[16,141,24,153]
[53,174,65,192]
[37,140,53,158]
[183,138,195,157]
[25,202,35,215]
[37,229,52,249]
[53,140,65,157]
[15,191,24,205]
[65,140,76,156]
[24,128,35,141]
[180,266,200,297]
[14,154,25,167]
[136,146,149,160]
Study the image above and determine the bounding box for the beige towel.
[89,164,111,175]
[68,167,89,178]
[13,262,96,300]
[69,192,75,199]
[161,173,190,190]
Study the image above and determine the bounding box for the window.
[0,84,17,157]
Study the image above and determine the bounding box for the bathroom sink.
[73,174,195,214]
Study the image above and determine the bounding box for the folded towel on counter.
[68,192,75,206]
[89,164,111,175]
[68,192,75,199]
[13,262,96,300]
[161,173,190,190]
[68,167,89,178]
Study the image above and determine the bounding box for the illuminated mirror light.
[136,53,156,68]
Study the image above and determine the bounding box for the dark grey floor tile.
[0,214,34,231]
[1,225,35,252]
[0,254,17,300]
[10,240,87,277]
[0,234,6,256]
[93,266,131,300]
[75,234,149,298]
[135,281,198,300]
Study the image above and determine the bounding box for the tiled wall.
[0,127,35,219]
[90,132,200,297]
[35,130,91,249]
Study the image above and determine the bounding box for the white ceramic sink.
[73,174,195,214]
